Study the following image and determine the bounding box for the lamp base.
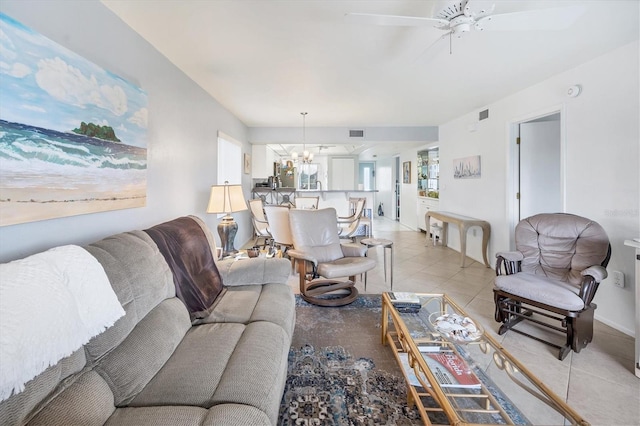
[217,215,238,258]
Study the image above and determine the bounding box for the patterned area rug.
[278,295,422,425]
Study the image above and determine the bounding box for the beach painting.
[0,13,148,226]
[453,155,481,179]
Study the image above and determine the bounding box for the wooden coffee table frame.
[381,293,589,426]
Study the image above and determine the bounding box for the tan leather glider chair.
[288,208,376,306]
[494,213,611,360]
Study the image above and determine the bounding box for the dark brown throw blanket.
[145,216,224,320]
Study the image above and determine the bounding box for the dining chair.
[247,199,271,247]
[293,196,319,209]
[337,198,366,241]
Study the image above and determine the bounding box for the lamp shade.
[206,183,247,214]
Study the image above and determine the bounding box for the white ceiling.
[103,0,639,155]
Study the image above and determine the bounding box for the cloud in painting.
[128,107,148,129]
[35,57,128,116]
[0,61,31,78]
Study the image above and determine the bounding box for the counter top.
[295,189,378,193]
[252,188,378,193]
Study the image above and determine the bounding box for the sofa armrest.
[217,257,291,286]
[341,242,367,258]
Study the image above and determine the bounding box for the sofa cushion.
[105,406,208,426]
[104,404,271,426]
[130,322,245,407]
[84,231,175,361]
[0,349,86,426]
[27,371,114,426]
[94,298,191,406]
[202,283,296,338]
[145,217,224,320]
[211,321,290,425]
[205,404,271,425]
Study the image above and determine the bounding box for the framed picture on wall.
[453,155,481,179]
[402,161,411,184]
[244,153,251,174]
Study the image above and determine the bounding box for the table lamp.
[206,181,248,257]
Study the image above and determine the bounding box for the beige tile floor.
[280,217,640,426]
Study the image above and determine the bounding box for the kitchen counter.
[251,188,378,216]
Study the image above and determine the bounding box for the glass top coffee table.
[381,292,588,425]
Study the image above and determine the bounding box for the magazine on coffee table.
[389,292,420,304]
[398,351,481,389]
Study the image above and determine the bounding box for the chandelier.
[292,112,314,164]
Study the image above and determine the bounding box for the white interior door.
[330,158,355,190]
[519,119,562,219]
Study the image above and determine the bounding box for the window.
[217,132,241,185]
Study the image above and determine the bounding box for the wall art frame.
[453,155,481,179]
[0,13,148,227]
[402,161,411,184]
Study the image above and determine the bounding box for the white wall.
[0,0,253,262]
[437,41,639,335]
[375,156,393,219]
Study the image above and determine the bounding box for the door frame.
[507,105,566,249]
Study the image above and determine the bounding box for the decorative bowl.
[428,311,484,343]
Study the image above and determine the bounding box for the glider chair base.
[298,263,359,307]
[494,290,595,361]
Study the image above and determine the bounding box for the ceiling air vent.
[479,109,489,121]
[349,129,365,138]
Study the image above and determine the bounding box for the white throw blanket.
[0,245,125,402]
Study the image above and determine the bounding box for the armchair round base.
[301,279,359,307]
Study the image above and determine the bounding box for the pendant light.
[292,112,313,163]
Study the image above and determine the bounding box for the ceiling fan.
[345,0,585,55]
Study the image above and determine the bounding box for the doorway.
[509,110,564,247]
[394,156,400,221]
[358,162,375,191]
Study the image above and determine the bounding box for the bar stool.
[360,238,394,291]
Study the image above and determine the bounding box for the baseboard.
[594,314,635,337]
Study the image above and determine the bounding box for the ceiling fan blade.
[415,32,452,62]
[477,5,585,32]
[345,12,449,28]
[464,0,495,20]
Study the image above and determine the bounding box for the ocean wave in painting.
[0,119,146,195]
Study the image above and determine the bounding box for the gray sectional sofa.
[0,215,295,426]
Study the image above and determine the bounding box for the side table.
[360,238,394,291]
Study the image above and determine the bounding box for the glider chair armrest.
[341,242,367,258]
[495,251,524,276]
[286,249,318,267]
[579,265,608,305]
[581,265,608,283]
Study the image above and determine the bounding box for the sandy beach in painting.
[0,120,147,226]
[0,187,145,226]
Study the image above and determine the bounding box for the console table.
[425,211,491,268]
